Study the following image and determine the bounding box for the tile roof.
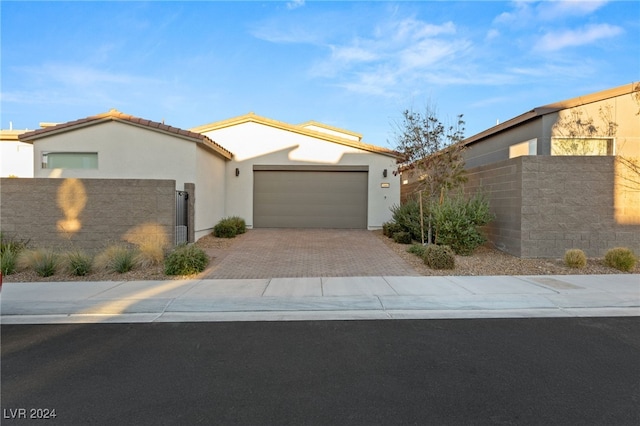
[18,109,233,160]
[191,112,402,159]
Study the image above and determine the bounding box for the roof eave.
[191,113,401,159]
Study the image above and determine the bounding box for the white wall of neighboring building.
[1,131,34,177]
[202,121,399,229]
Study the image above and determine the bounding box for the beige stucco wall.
[195,144,227,239]
[1,139,34,177]
[30,121,228,241]
[549,90,640,157]
[202,121,399,229]
[463,89,639,168]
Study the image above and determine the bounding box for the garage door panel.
[254,170,368,228]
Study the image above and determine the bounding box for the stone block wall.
[465,156,640,258]
[464,158,523,256]
[0,178,176,253]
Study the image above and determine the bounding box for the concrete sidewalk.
[1,274,638,324]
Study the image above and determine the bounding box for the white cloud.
[537,0,609,20]
[286,0,305,10]
[20,63,157,87]
[494,0,610,25]
[535,23,623,51]
[306,18,468,96]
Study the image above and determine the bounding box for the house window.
[509,139,537,159]
[551,138,614,156]
[42,152,98,169]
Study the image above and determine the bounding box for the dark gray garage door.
[253,166,368,229]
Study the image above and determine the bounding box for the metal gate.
[175,190,189,245]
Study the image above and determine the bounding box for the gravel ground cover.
[3,230,637,282]
[373,230,639,276]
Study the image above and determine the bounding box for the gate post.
[184,183,195,243]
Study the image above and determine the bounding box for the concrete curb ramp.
[1,274,638,324]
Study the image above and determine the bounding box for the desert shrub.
[1,249,19,275]
[64,250,93,276]
[1,233,28,256]
[383,222,403,238]
[1,234,27,275]
[227,216,247,234]
[393,231,412,244]
[95,245,137,273]
[564,249,587,269]
[431,193,494,255]
[135,242,165,269]
[423,244,455,270]
[604,247,637,272]
[390,200,427,241]
[164,244,209,275]
[407,244,427,257]
[213,220,238,238]
[18,248,59,277]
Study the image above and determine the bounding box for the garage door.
[253,166,368,229]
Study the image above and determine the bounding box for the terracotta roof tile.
[18,109,233,160]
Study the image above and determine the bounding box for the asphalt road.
[2,318,639,425]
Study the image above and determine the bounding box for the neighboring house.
[191,113,401,230]
[462,82,639,168]
[18,109,233,241]
[0,128,33,177]
[401,82,639,258]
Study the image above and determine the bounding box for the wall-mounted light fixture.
[383,169,388,178]
[235,168,240,177]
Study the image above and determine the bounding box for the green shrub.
[213,221,238,238]
[227,216,247,234]
[564,249,587,269]
[407,244,427,257]
[19,249,59,277]
[604,247,637,272]
[65,250,93,276]
[383,222,403,238]
[165,244,209,275]
[390,200,427,241]
[393,231,412,244]
[95,245,137,273]
[431,193,494,255]
[1,249,19,275]
[423,244,455,270]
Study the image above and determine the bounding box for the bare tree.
[392,104,467,244]
[393,104,467,202]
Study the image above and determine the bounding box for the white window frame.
[42,152,99,169]
[550,137,615,156]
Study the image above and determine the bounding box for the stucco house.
[461,82,639,168]
[191,113,400,230]
[18,109,233,241]
[0,128,33,177]
[402,82,640,258]
[14,110,400,246]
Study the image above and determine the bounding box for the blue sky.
[2,1,639,148]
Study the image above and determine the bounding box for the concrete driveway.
[202,229,419,279]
